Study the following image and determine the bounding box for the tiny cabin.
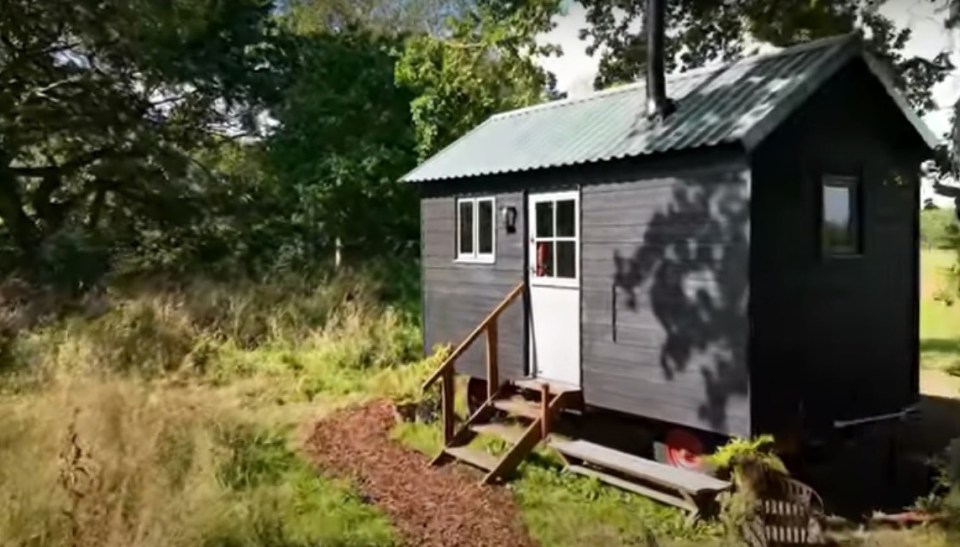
[404,31,935,468]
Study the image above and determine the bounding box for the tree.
[283,0,470,35]
[578,0,951,114]
[395,0,565,159]
[0,0,289,277]
[264,27,420,267]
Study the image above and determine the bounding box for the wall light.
[502,206,518,234]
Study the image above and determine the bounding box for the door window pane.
[536,201,554,237]
[557,199,576,237]
[556,241,576,278]
[458,200,473,255]
[478,199,494,254]
[535,241,554,277]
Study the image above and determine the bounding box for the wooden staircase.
[421,282,581,484]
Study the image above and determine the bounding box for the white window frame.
[529,191,579,288]
[455,196,496,263]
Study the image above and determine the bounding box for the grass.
[0,275,425,547]
[390,420,723,546]
[921,249,960,374]
[2,242,959,546]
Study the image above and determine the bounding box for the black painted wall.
[580,151,752,437]
[749,57,925,437]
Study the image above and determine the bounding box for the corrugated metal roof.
[402,33,937,183]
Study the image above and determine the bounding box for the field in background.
[921,249,960,373]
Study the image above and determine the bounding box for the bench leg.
[681,491,701,525]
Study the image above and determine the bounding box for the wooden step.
[492,397,540,419]
[470,422,525,445]
[444,446,499,472]
[566,465,698,512]
[513,377,581,395]
[551,440,730,494]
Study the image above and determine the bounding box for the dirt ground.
[306,401,535,547]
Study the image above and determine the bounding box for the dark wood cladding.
[414,55,927,445]
[580,153,752,438]
[421,190,526,380]
[749,58,925,436]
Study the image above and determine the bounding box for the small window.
[456,197,495,262]
[821,175,860,256]
[532,195,577,281]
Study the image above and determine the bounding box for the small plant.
[707,435,788,544]
[708,435,786,480]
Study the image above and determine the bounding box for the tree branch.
[9,148,115,178]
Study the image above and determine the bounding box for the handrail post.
[540,384,550,438]
[441,367,455,444]
[485,320,499,399]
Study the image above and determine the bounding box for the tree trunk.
[0,159,40,264]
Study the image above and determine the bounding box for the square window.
[822,175,860,255]
[557,241,576,278]
[456,197,495,262]
[557,199,576,237]
[535,241,554,277]
[536,201,554,237]
[530,193,578,284]
[458,200,474,256]
[478,199,494,254]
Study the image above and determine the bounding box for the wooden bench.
[551,439,731,521]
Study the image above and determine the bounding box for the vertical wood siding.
[580,153,752,437]
[750,58,924,436]
[421,191,526,380]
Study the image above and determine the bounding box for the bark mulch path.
[306,401,535,547]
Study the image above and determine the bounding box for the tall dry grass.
[0,274,426,546]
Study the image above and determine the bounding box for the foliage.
[283,0,469,35]
[0,380,397,547]
[0,0,291,278]
[578,0,951,113]
[920,250,960,372]
[265,28,420,267]
[395,0,565,159]
[923,209,960,250]
[0,269,429,545]
[707,435,787,478]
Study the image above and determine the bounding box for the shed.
[404,32,935,447]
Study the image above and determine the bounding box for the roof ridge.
[733,31,860,66]
[488,32,860,123]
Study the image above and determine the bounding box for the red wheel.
[664,428,705,470]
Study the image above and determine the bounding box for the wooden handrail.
[422,281,525,392]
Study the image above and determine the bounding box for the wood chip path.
[306,401,535,547]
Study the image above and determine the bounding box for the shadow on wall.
[612,170,750,432]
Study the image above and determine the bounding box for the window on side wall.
[456,197,495,262]
[821,174,861,256]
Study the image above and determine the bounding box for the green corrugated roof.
[402,33,937,183]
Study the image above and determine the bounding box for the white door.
[528,191,581,386]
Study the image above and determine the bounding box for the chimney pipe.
[645,0,674,120]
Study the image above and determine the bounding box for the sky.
[535,1,960,205]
